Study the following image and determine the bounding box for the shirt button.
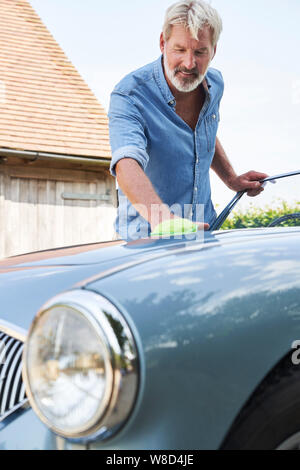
[212,114,216,119]
[170,100,175,105]
[195,187,198,191]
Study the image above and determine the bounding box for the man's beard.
[163,49,209,93]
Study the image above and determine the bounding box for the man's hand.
[150,208,209,233]
[228,171,269,197]
[151,217,209,237]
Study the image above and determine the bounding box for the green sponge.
[150,218,198,237]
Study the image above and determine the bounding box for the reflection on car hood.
[0,227,299,331]
[0,228,299,270]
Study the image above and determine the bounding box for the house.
[0,0,117,258]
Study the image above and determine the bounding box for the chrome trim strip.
[0,342,21,416]
[0,320,27,343]
[0,399,29,423]
[0,333,29,424]
[23,290,140,441]
[1,345,23,415]
[19,381,26,403]
[9,359,23,409]
[0,337,14,365]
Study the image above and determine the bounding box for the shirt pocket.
[205,110,220,153]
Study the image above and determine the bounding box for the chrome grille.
[0,331,27,422]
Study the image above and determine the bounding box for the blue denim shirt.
[109,56,224,240]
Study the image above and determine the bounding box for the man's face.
[160,24,216,93]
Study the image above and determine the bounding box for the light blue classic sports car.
[0,171,299,450]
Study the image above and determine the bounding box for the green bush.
[220,200,300,230]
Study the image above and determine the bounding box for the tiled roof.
[0,0,111,159]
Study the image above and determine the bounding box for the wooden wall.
[0,162,117,258]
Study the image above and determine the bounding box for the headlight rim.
[22,289,139,440]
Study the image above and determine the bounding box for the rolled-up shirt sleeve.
[108,92,149,177]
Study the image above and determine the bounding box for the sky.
[28,0,300,209]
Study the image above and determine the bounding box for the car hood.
[1,227,298,270]
[0,227,299,331]
[0,234,214,270]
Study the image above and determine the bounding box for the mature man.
[109,0,267,240]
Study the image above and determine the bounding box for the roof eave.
[0,148,111,167]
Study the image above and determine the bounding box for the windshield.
[212,171,300,231]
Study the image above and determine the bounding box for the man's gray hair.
[163,0,223,46]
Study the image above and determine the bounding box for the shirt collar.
[154,55,175,105]
[154,55,211,105]
[204,75,212,90]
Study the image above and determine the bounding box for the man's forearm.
[116,158,172,228]
[211,137,237,190]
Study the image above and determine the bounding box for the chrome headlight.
[22,290,139,440]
